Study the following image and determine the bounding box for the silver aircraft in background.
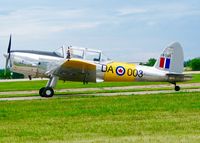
[4,35,191,97]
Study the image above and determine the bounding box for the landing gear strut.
[39,76,58,98]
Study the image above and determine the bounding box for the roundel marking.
[116,66,126,76]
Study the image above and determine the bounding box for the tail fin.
[154,42,184,74]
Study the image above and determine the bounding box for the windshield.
[101,53,111,62]
[71,48,84,59]
[54,47,64,57]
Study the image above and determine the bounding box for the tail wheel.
[175,86,180,91]
[39,87,54,97]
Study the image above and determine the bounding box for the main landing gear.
[39,76,58,98]
[39,87,54,97]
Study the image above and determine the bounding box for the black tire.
[39,87,46,97]
[39,87,54,97]
[175,86,180,91]
[43,87,54,97]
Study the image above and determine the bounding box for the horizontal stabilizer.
[166,73,192,82]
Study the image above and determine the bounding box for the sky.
[0,0,200,68]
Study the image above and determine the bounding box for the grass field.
[0,92,200,142]
[0,74,199,142]
[0,74,199,92]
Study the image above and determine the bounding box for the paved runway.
[0,87,199,101]
[0,83,200,96]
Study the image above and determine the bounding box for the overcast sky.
[0,0,200,68]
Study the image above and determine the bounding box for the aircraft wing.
[53,59,97,82]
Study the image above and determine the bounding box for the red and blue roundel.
[116,66,126,76]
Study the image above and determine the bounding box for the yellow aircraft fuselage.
[102,62,143,82]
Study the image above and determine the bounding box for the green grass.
[0,74,199,92]
[0,92,200,142]
[187,74,200,83]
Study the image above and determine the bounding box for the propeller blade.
[4,58,9,76]
[4,34,12,76]
[7,34,12,67]
[9,56,12,67]
[7,34,12,53]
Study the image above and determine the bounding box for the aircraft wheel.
[39,87,46,97]
[39,87,54,97]
[175,86,180,91]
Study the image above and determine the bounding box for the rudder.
[154,42,184,74]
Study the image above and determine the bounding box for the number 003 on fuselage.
[4,36,191,97]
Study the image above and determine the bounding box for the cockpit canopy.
[53,46,111,62]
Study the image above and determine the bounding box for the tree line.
[0,70,24,79]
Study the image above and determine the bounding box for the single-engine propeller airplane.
[4,35,191,97]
